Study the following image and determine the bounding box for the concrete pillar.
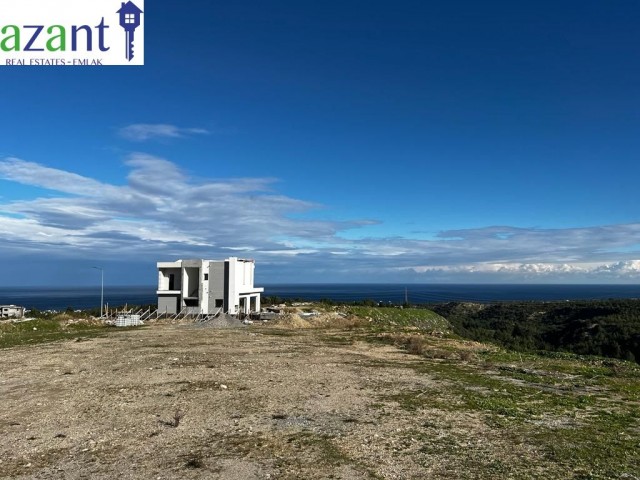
[181,267,188,298]
[228,257,238,315]
[255,294,260,313]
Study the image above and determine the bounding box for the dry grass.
[393,334,478,362]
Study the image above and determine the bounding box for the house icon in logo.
[117,1,143,61]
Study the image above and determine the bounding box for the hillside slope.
[432,300,640,363]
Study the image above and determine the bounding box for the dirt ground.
[0,324,628,479]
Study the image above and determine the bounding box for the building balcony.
[237,287,264,294]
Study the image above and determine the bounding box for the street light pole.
[92,266,104,318]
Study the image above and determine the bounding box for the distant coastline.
[1,284,640,311]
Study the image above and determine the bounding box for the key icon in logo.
[117,1,143,62]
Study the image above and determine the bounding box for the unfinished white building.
[156,257,263,315]
[1,305,25,319]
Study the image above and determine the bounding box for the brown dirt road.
[0,325,549,479]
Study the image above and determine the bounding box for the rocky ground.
[0,321,638,479]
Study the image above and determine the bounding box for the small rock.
[220,384,228,390]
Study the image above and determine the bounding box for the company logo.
[0,0,144,66]
[117,1,143,61]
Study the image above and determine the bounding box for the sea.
[1,284,640,311]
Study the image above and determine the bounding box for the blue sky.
[1,0,640,286]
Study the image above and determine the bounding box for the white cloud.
[2,155,640,282]
[0,157,116,196]
[396,260,640,280]
[0,155,358,257]
[118,124,210,141]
